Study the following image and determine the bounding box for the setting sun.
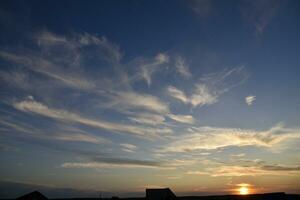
[239,186,249,195]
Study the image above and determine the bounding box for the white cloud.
[78,33,122,63]
[140,53,169,86]
[186,171,209,175]
[36,31,67,46]
[0,116,109,144]
[167,84,217,107]
[161,123,300,152]
[120,143,138,153]
[167,67,248,108]
[166,86,189,104]
[245,95,256,106]
[128,112,166,125]
[209,164,300,177]
[167,114,195,124]
[175,56,191,78]
[0,51,95,90]
[51,132,108,144]
[190,83,218,107]
[110,91,170,114]
[62,157,191,170]
[61,162,161,169]
[13,98,172,138]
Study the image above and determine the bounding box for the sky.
[0,0,300,198]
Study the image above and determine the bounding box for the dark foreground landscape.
[4,189,300,200]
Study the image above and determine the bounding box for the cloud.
[128,112,166,125]
[62,157,165,169]
[50,132,107,144]
[139,53,169,86]
[189,0,214,18]
[190,83,218,107]
[36,31,67,45]
[240,0,281,36]
[167,67,247,107]
[108,91,170,114]
[120,143,138,153]
[209,164,300,177]
[166,86,189,104]
[36,30,122,63]
[261,165,300,171]
[167,84,217,107]
[186,171,209,175]
[175,56,191,78]
[245,95,256,105]
[0,31,123,91]
[167,114,195,124]
[62,157,192,170]
[0,116,109,144]
[13,98,171,138]
[0,51,95,90]
[160,123,300,152]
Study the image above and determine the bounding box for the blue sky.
[0,0,300,198]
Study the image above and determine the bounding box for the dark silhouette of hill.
[2,189,299,200]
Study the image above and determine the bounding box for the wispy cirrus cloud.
[0,51,95,90]
[167,67,248,107]
[107,91,170,114]
[240,0,281,36]
[175,56,191,78]
[62,157,166,169]
[120,143,138,153]
[62,157,193,170]
[128,112,166,125]
[139,53,169,86]
[12,98,172,138]
[188,0,214,18]
[167,84,217,107]
[166,86,189,104]
[167,114,195,124]
[209,164,300,177]
[0,115,109,144]
[160,123,300,152]
[0,30,123,91]
[245,95,256,105]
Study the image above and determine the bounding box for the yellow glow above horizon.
[239,186,249,195]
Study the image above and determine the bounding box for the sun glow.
[239,186,249,195]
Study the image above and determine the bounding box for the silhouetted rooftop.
[16,191,48,200]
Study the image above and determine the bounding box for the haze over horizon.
[0,0,300,198]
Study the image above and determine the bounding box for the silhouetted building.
[16,191,48,200]
[146,188,177,200]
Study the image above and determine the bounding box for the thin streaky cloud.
[0,51,95,90]
[13,98,172,138]
[240,0,281,36]
[128,112,166,125]
[167,114,195,124]
[209,164,300,177]
[175,56,192,78]
[107,91,170,114]
[140,53,169,86]
[245,95,256,105]
[166,86,189,104]
[0,116,110,144]
[160,123,300,152]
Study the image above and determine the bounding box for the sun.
[239,186,249,195]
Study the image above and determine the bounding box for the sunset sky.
[1,0,300,198]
